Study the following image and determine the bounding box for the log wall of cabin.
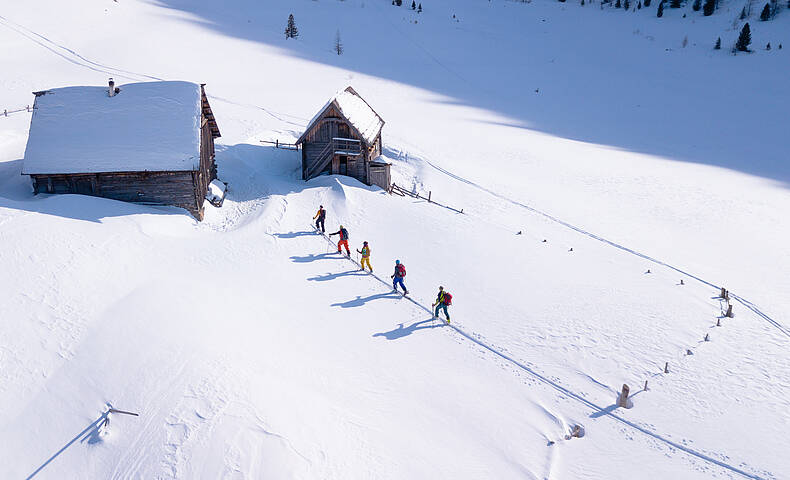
[32,171,203,218]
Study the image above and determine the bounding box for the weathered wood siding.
[32,171,202,217]
[368,163,391,190]
[301,106,370,185]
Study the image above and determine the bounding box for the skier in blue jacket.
[391,260,408,295]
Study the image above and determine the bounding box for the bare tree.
[334,29,344,55]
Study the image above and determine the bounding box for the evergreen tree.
[670,0,681,8]
[766,42,771,50]
[714,36,721,49]
[657,0,664,16]
[739,7,747,19]
[411,0,416,9]
[759,3,771,20]
[334,30,343,55]
[581,0,585,5]
[703,0,715,15]
[624,0,631,9]
[736,22,752,51]
[638,1,642,8]
[285,14,298,39]
[418,3,422,12]
[692,0,701,10]
[616,0,621,8]
[396,0,402,5]
[644,0,651,6]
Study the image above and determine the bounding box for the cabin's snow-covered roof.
[22,81,202,175]
[299,86,384,146]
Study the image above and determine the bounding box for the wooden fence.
[259,139,300,151]
[2,105,33,118]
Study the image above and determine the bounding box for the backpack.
[443,292,452,305]
[340,228,349,240]
[396,264,406,277]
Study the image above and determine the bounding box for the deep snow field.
[1,0,789,478]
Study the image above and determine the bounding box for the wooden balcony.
[332,137,362,156]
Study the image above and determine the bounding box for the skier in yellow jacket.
[356,241,373,273]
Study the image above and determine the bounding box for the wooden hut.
[21,79,221,220]
[296,86,391,190]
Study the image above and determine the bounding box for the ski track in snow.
[416,156,789,340]
[0,14,163,83]
[0,13,307,129]
[308,217,771,480]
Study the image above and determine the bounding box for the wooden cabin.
[296,86,391,190]
[21,80,221,220]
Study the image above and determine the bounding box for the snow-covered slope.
[1,0,788,479]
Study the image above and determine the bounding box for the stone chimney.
[108,78,116,97]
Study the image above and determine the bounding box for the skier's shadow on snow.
[331,291,402,307]
[309,270,369,282]
[274,230,318,239]
[289,253,339,263]
[373,319,444,340]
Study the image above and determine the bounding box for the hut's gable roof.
[298,86,384,146]
[22,81,206,175]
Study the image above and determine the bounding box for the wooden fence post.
[618,384,630,407]
[704,333,710,341]
[644,380,648,391]
[3,109,6,117]
[428,191,432,203]
[664,362,669,373]
[716,318,721,326]
[726,304,733,318]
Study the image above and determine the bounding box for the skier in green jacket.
[432,286,452,324]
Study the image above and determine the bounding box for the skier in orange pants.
[329,225,351,255]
